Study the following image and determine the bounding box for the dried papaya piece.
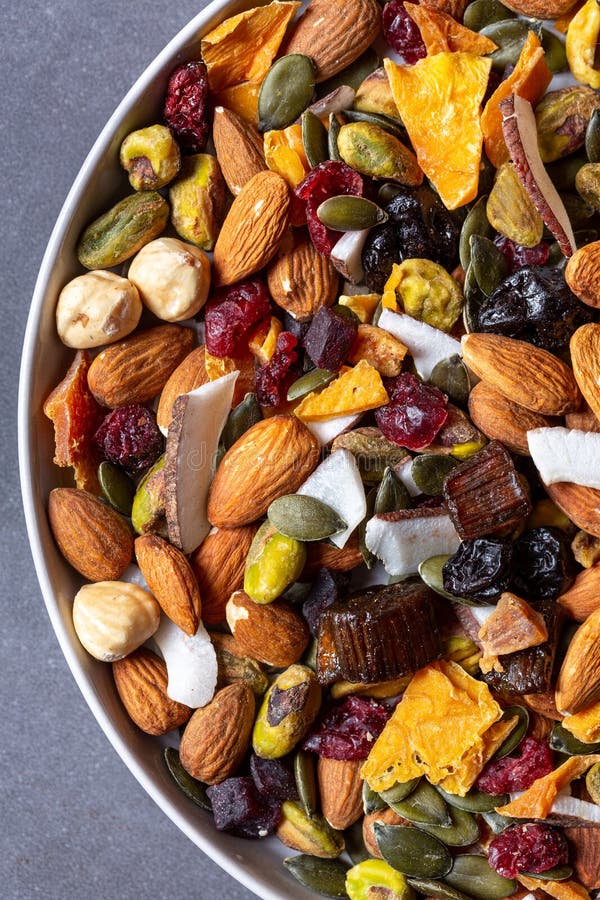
[295,359,389,421]
[347,324,408,377]
[213,82,260,126]
[404,3,498,56]
[562,700,600,743]
[481,30,552,168]
[384,53,491,210]
[518,876,591,900]
[264,124,309,187]
[478,592,549,674]
[437,715,518,796]
[496,754,600,819]
[204,348,256,406]
[248,316,283,365]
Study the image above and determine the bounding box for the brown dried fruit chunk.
[156,345,210,433]
[468,381,555,456]
[478,592,548,674]
[190,524,258,625]
[212,106,267,196]
[267,232,338,322]
[226,590,310,667]
[112,647,191,735]
[134,534,201,636]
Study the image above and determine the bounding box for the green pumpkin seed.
[379,778,421,807]
[295,749,318,818]
[258,54,316,132]
[302,636,318,672]
[411,454,459,497]
[364,780,387,815]
[378,183,404,206]
[437,786,509,813]
[586,108,600,162]
[387,780,451,826]
[284,855,350,898]
[586,760,600,803]
[374,824,453,879]
[463,263,485,333]
[419,555,477,606]
[550,723,600,755]
[463,0,515,32]
[328,113,342,161]
[541,29,567,74]
[345,820,372,866]
[163,747,211,811]
[374,466,411,515]
[317,195,388,231]
[287,368,336,401]
[481,19,540,72]
[268,494,346,541]
[98,461,135,516]
[459,195,491,270]
[444,855,517,900]
[481,810,512,834]
[372,299,384,327]
[407,878,471,900]
[343,109,407,141]
[418,805,480,847]
[521,866,573,882]
[469,234,508,297]
[318,47,379,96]
[359,487,377,569]
[429,356,471,407]
[492,706,529,759]
[221,392,262,450]
[561,192,595,229]
[303,109,329,168]
[548,153,588,192]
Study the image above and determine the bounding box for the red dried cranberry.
[250,754,298,803]
[302,696,390,760]
[488,823,569,878]
[94,404,163,477]
[295,162,363,256]
[255,331,299,407]
[375,373,448,451]
[382,0,426,64]
[303,307,358,371]
[495,235,551,274]
[476,737,554,794]
[205,280,271,357]
[163,61,210,153]
[206,776,281,839]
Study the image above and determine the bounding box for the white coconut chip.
[153,616,217,709]
[298,449,366,548]
[304,412,363,446]
[527,426,600,489]
[378,308,462,380]
[365,510,461,577]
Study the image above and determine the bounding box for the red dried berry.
[476,737,554,794]
[303,306,358,371]
[250,754,299,803]
[163,61,210,153]
[495,235,551,274]
[94,404,163,477]
[382,0,426,64]
[255,331,299,407]
[375,373,448,451]
[206,776,281,839]
[302,696,390,760]
[488,822,569,878]
[295,162,363,256]
[205,280,271,358]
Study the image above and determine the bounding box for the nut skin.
[566,239,600,308]
[190,524,258,625]
[56,271,142,349]
[131,455,167,537]
[468,381,555,456]
[212,106,267,196]
[178,682,255,785]
[337,122,422,186]
[556,607,600,714]
[243,521,306,604]
[134,533,201,636]
[226,591,310,667]
[576,163,600,214]
[73,581,160,661]
[536,87,600,163]
[318,757,364,830]
[571,323,600,421]
[275,802,345,858]
[253,664,321,759]
[112,647,191,734]
[169,153,226,250]
[559,567,600,622]
[502,0,577,14]
[363,808,407,859]
[127,237,211,322]
[354,67,398,118]
[209,632,269,697]
[267,232,339,322]
[487,162,544,248]
[546,481,600,539]
[119,124,181,191]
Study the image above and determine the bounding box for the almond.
[303,532,364,578]
[212,106,266,196]
[556,607,600,714]
[112,647,191,735]
[545,481,600,538]
[461,333,581,416]
[468,381,556,455]
[523,690,563,721]
[207,415,320,528]
[363,808,408,859]
[87,324,195,408]
[134,534,201,635]
[565,400,600,433]
[179,682,255,784]
[156,345,209,432]
[284,0,381,82]
[563,826,600,890]
[212,170,290,287]
[267,233,339,322]
[502,0,579,19]
[226,590,309,667]
[571,324,600,422]
[190,524,258,625]
[559,566,600,622]
[566,240,600,308]
[48,487,133,581]
[318,757,363,830]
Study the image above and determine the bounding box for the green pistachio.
[253,664,321,759]
[346,859,415,900]
[337,122,422,185]
[277,801,345,858]
[169,153,225,250]
[120,124,181,190]
[77,191,169,269]
[244,521,306,604]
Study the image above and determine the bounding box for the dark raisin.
[303,307,358,371]
[488,823,569,878]
[94,404,163,477]
[206,776,281,838]
[512,527,575,602]
[494,235,551,273]
[249,754,298,803]
[375,373,448,451]
[163,61,210,153]
[205,280,271,358]
[280,310,310,342]
[442,538,513,603]
[476,737,554,794]
[254,331,299,407]
[295,162,363,256]
[302,696,389,760]
[302,568,350,637]
[361,225,400,293]
[382,0,426,64]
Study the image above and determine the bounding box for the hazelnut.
[72,581,160,661]
[56,270,142,348]
[119,124,181,191]
[127,237,211,322]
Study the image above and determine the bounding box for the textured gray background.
[2,2,255,898]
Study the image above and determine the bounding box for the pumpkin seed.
[287,368,336,401]
[437,786,509,813]
[302,636,318,672]
[258,54,316,132]
[521,866,573,882]
[492,705,529,759]
[561,191,596,228]
[429,356,471,407]
[364,780,387,815]
[163,747,211,811]
[444,855,517,900]
[407,878,471,900]
[268,494,346,541]
[469,234,508,296]
[295,749,318,818]
[378,182,404,206]
[550,723,600,755]
[317,47,380,96]
[586,108,600,162]
[284,855,350,898]
[463,263,485,333]
[221,392,262,450]
[328,113,342,161]
[343,108,407,141]
[345,820,372,865]
[359,487,377,569]
[98,461,135,516]
[586,760,600,803]
[379,778,421,807]
[418,805,480,847]
[317,195,388,231]
[463,0,515,32]
[374,824,453,879]
[541,29,568,74]
[374,466,411,515]
[411,454,459,496]
[418,555,476,606]
[303,109,329,168]
[459,195,491,270]
[481,19,541,72]
[481,810,512,834]
[387,780,451,826]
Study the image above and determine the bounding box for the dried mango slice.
[248,315,282,364]
[478,592,548,675]
[518,876,590,900]
[295,359,389,422]
[562,700,600,743]
[204,348,255,406]
[347,325,408,377]
[264,124,309,187]
[481,31,552,168]
[384,53,491,210]
[338,293,381,324]
[201,1,301,92]
[437,715,518,796]
[404,3,498,56]
[496,754,600,819]
[213,82,260,126]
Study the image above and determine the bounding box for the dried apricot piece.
[204,348,256,406]
[294,359,389,421]
[404,3,498,56]
[264,124,309,187]
[213,82,260,126]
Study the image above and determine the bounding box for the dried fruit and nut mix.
[43,0,600,897]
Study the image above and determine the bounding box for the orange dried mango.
[496,754,600,819]
[347,324,408,377]
[338,293,381,324]
[560,700,600,744]
[201,1,301,92]
[213,82,260,126]
[437,715,518,796]
[264,124,309,187]
[294,359,389,422]
[404,3,498,56]
[478,592,548,675]
[384,53,491,210]
[518,877,591,900]
[481,31,552,168]
[248,315,282,365]
[204,349,256,406]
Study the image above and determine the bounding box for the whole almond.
[545,481,600,538]
[87,324,195,408]
[212,106,267,196]
[226,590,309,667]
[559,567,600,622]
[303,532,364,578]
[556,608,600,714]
[208,415,320,528]
[462,333,581,416]
[156,345,209,432]
[565,400,600,433]
[502,0,579,19]
[284,0,381,82]
[267,233,339,322]
[571,324,600,422]
[468,381,555,455]
[134,534,201,635]
[179,682,255,784]
[48,487,133,581]
[318,757,364,830]
[565,241,600,308]
[113,647,191,735]
[363,808,408,859]
[212,171,290,287]
[190,524,258,625]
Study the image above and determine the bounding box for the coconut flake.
[153,616,217,708]
[378,308,462,380]
[298,449,366,548]
[528,427,600,489]
[304,412,363,446]
[330,229,370,283]
[365,510,461,576]
[307,85,356,118]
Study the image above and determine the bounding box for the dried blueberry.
[442,538,513,603]
[361,225,399,293]
[303,306,358,371]
[302,696,389,760]
[512,527,575,602]
[94,404,163,477]
[302,568,350,637]
[488,823,569,878]
[250,754,299,803]
[206,776,281,838]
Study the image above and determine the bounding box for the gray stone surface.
[1,3,256,898]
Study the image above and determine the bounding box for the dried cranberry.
[206,776,281,839]
[302,568,350,636]
[205,280,271,358]
[94,404,163,477]
[250,754,298,803]
[382,0,426,64]
[375,373,448,451]
[163,61,210,153]
[512,527,575,602]
[295,162,363,256]
[303,307,358,371]
[302,696,389,760]
[255,332,299,407]
[477,737,554,794]
[443,538,513,603]
[488,823,569,878]
[495,235,551,274]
